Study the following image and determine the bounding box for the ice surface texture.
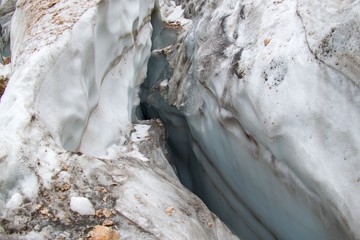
[34,0,154,156]
[143,0,360,239]
[0,0,237,239]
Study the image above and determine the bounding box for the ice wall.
[0,0,239,238]
[141,0,360,239]
[35,0,154,156]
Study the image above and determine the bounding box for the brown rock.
[0,78,8,98]
[163,21,182,30]
[103,209,112,218]
[263,39,271,46]
[61,164,69,171]
[102,219,114,226]
[40,208,49,215]
[2,56,11,65]
[95,187,108,193]
[87,225,119,240]
[95,209,103,218]
[166,206,175,216]
[60,182,71,192]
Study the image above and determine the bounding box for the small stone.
[102,196,108,202]
[2,56,11,65]
[263,39,271,46]
[61,164,69,171]
[88,225,119,240]
[40,208,49,215]
[163,21,182,30]
[103,219,114,226]
[60,182,71,192]
[95,187,108,193]
[103,209,112,218]
[95,209,103,218]
[35,204,42,211]
[166,206,175,216]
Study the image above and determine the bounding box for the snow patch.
[160,79,168,88]
[70,197,95,216]
[19,173,38,200]
[131,124,150,142]
[126,146,150,162]
[5,192,23,209]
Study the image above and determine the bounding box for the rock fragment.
[166,206,175,216]
[87,225,119,240]
[60,182,71,192]
[102,219,114,226]
[263,38,271,46]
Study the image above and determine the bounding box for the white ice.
[0,0,237,239]
[70,197,95,216]
[154,0,360,239]
[131,124,151,142]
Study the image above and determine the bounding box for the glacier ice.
[34,0,155,156]
[0,0,237,239]
[1,0,360,239]
[140,0,360,239]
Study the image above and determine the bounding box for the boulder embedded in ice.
[0,0,237,239]
[142,0,360,239]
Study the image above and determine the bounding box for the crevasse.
[140,1,360,240]
[5,0,358,239]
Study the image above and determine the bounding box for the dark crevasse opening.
[138,7,198,192]
[137,5,273,239]
[138,5,255,239]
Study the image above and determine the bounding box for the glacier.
[0,0,237,239]
[141,0,360,239]
[0,0,360,239]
